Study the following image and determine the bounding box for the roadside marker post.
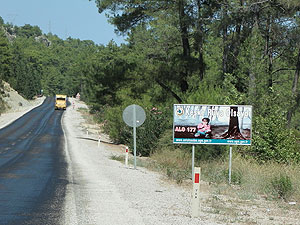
[191,167,201,218]
[125,146,129,167]
[86,129,89,137]
[98,135,101,148]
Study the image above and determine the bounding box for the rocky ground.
[0,93,299,224]
[0,81,45,129]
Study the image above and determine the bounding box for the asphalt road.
[0,97,68,225]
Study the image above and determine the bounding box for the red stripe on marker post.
[126,147,129,153]
[194,173,200,184]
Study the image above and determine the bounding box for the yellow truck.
[55,94,67,110]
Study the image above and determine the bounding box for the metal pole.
[229,146,232,184]
[192,145,195,182]
[133,105,137,169]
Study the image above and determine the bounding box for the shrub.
[250,108,300,164]
[102,105,132,144]
[128,106,170,156]
[102,103,171,157]
[270,174,293,200]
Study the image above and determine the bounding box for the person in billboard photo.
[194,117,212,138]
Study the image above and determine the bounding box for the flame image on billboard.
[173,104,252,145]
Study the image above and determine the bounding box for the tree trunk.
[195,0,205,81]
[266,15,273,89]
[178,0,190,92]
[155,78,183,103]
[222,2,228,76]
[178,0,190,58]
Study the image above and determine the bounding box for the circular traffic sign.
[122,104,146,127]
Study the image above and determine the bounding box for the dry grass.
[149,148,191,184]
[150,148,300,202]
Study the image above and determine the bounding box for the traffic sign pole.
[122,104,146,170]
[133,105,137,169]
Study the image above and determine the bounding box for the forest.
[1,0,300,167]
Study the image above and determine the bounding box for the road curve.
[0,97,68,225]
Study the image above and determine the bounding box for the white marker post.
[125,146,129,167]
[98,135,101,148]
[191,167,201,217]
[86,129,89,137]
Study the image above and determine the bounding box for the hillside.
[0,81,45,129]
[0,81,39,113]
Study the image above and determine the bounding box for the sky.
[0,0,126,45]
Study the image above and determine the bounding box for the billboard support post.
[192,145,195,181]
[229,146,232,184]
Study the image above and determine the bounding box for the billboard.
[173,104,252,145]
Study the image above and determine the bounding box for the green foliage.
[247,91,300,163]
[222,73,246,105]
[251,114,299,163]
[202,35,223,85]
[102,102,171,157]
[185,80,224,104]
[0,30,12,81]
[129,106,170,157]
[15,24,42,38]
[102,105,131,144]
